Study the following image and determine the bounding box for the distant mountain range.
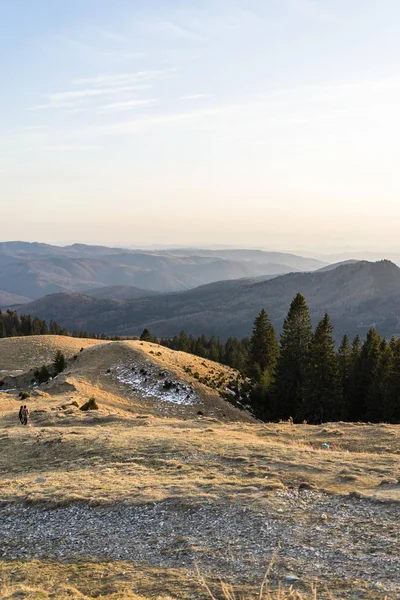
[0,241,326,298]
[13,259,400,342]
[81,285,160,301]
[0,290,32,308]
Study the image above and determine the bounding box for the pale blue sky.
[1,0,400,250]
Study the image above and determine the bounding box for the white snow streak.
[106,363,198,406]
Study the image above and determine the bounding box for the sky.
[1,0,400,252]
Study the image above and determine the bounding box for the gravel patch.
[1,491,399,597]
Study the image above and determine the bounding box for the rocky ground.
[1,489,398,598]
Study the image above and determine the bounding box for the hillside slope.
[0,336,250,422]
[81,285,159,300]
[16,260,400,341]
[0,335,109,374]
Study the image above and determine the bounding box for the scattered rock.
[298,482,317,491]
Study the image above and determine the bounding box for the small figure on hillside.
[18,405,24,424]
[22,405,29,425]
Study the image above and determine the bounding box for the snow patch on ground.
[106,364,198,406]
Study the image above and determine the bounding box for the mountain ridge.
[13,259,400,342]
[0,241,326,298]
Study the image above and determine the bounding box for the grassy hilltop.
[0,336,399,599]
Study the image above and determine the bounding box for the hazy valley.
[9,253,400,343]
[0,242,325,301]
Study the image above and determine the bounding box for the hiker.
[22,405,29,425]
[18,405,23,424]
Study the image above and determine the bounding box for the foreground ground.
[0,337,399,599]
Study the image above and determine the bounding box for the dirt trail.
[1,491,399,599]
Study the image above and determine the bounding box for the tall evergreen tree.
[20,314,32,336]
[350,329,382,421]
[177,330,190,352]
[247,309,279,419]
[337,334,352,419]
[366,339,393,422]
[53,350,66,374]
[247,309,279,381]
[387,339,400,423]
[301,313,340,423]
[140,328,154,342]
[273,293,313,421]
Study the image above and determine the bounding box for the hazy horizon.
[1,1,400,250]
[5,238,400,262]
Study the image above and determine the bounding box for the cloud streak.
[97,99,158,113]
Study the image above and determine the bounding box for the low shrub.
[19,391,30,400]
[34,365,50,384]
[80,397,99,411]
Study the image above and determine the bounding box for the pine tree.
[177,330,190,352]
[194,336,207,358]
[350,329,382,421]
[301,313,340,423]
[53,350,66,374]
[20,314,32,336]
[209,336,220,362]
[366,339,393,422]
[140,328,153,342]
[337,334,352,419]
[387,339,400,423]
[31,317,43,335]
[273,293,312,421]
[247,309,279,381]
[246,309,279,419]
[225,337,247,372]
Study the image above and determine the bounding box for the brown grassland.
[0,336,398,599]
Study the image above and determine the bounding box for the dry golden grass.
[0,560,345,600]
[0,335,110,374]
[0,409,398,505]
[0,560,197,599]
[0,336,250,421]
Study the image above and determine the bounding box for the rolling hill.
[15,260,400,342]
[0,241,326,298]
[0,335,250,422]
[81,285,159,300]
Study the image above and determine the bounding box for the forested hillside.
[15,259,400,342]
[158,293,400,424]
[0,310,67,338]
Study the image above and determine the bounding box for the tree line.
[150,294,400,424]
[0,310,118,341]
[0,310,68,338]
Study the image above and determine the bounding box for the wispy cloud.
[28,86,150,110]
[181,94,208,101]
[27,70,172,111]
[282,0,347,24]
[142,19,204,42]
[73,70,173,87]
[97,99,158,113]
[53,33,146,62]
